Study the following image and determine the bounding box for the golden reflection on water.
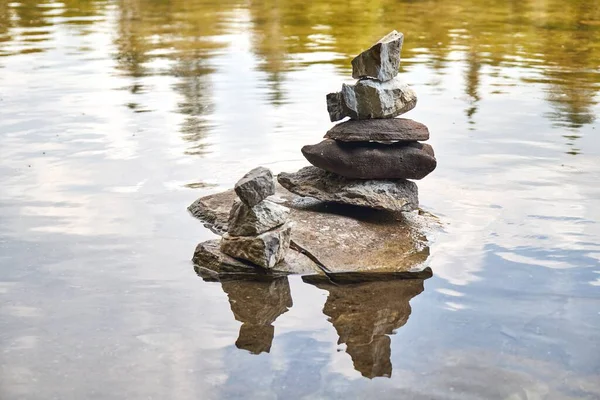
[1,0,599,131]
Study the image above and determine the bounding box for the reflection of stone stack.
[220,167,292,269]
[307,279,425,379]
[279,31,436,212]
[221,278,293,354]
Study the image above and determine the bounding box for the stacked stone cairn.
[220,167,292,269]
[278,31,436,213]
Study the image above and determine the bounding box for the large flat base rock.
[189,182,435,278]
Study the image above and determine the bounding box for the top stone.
[234,167,275,207]
[352,30,404,82]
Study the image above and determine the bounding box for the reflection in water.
[1,0,599,149]
[306,278,425,379]
[195,268,292,354]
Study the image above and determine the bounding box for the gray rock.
[352,30,404,82]
[326,76,417,122]
[221,223,292,269]
[234,167,275,207]
[277,166,418,212]
[324,118,429,142]
[193,240,321,277]
[228,199,290,236]
[302,140,437,180]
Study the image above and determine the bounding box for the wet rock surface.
[228,199,290,236]
[326,77,417,122]
[278,166,419,212]
[351,30,404,81]
[189,183,434,276]
[234,166,275,207]
[221,223,292,269]
[324,118,429,142]
[302,140,437,180]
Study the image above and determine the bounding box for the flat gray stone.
[189,183,435,275]
[352,30,404,82]
[228,199,290,236]
[278,166,418,212]
[234,166,275,207]
[324,118,429,142]
[326,76,417,122]
[221,223,292,269]
[302,140,437,180]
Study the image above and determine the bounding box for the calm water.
[1,0,600,398]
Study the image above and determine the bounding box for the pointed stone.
[277,166,418,212]
[302,140,437,180]
[324,118,429,142]
[221,223,292,269]
[352,30,404,82]
[326,76,417,122]
[234,167,275,207]
[227,199,290,236]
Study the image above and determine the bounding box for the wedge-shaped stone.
[228,199,290,236]
[325,118,429,142]
[352,30,404,82]
[221,223,291,269]
[302,140,436,180]
[234,166,275,207]
[278,166,418,212]
[326,77,417,122]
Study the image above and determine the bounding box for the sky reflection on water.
[1,0,600,399]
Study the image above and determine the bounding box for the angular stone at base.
[324,118,429,142]
[352,30,404,82]
[228,199,290,236]
[193,239,321,277]
[221,223,292,269]
[278,166,418,212]
[326,76,417,122]
[302,140,437,180]
[234,166,275,207]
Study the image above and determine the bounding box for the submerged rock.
[278,166,419,212]
[324,118,429,142]
[351,30,404,82]
[234,166,275,207]
[326,77,417,122]
[302,140,437,180]
[228,199,290,236]
[221,223,292,269]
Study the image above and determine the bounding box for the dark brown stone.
[324,118,429,142]
[301,140,437,180]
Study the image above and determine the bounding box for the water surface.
[1,0,600,398]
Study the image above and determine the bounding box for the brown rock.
[324,118,429,142]
[301,140,436,180]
